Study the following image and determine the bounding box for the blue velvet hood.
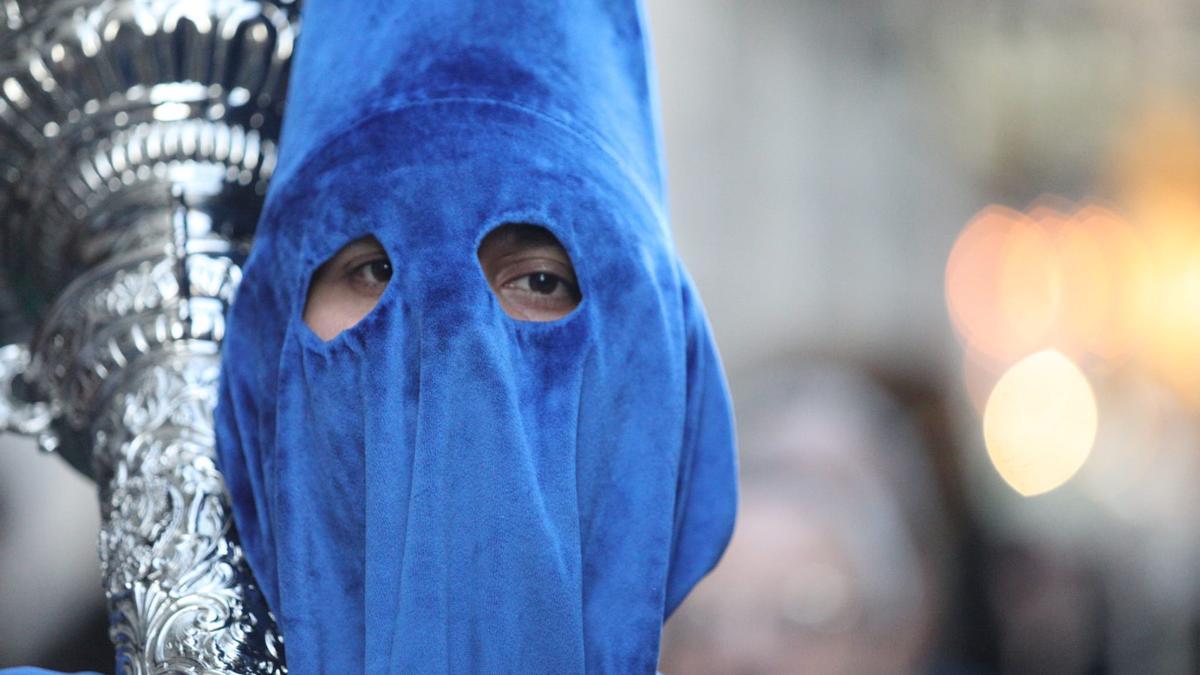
[215,1,737,671]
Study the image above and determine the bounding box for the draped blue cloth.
[214,1,738,672]
[0,662,98,667]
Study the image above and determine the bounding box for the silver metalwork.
[0,0,299,671]
[0,343,53,436]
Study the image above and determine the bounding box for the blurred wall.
[649,0,978,381]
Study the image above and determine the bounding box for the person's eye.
[503,271,577,298]
[348,257,393,296]
[304,236,392,341]
[477,223,582,322]
[497,269,580,317]
[495,268,580,321]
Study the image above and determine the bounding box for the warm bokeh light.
[1111,98,1200,405]
[1050,207,1149,360]
[947,202,1156,366]
[945,206,1060,360]
[983,350,1097,497]
[946,190,1200,493]
[1135,209,1200,406]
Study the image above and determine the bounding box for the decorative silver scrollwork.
[97,352,283,674]
[0,0,299,672]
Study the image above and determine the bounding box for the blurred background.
[5,0,1200,672]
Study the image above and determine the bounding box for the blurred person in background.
[659,364,951,674]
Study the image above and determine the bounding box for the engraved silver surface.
[96,349,285,674]
[0,0,298,671]
[0,343,53,436]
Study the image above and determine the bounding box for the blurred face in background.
[659,367,942,675]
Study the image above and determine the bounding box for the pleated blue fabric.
[214,1,738,671]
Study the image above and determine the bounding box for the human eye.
[477,224,582,322]
[347,256,393,297]
[498,267,581,317]
[303,236,392,341]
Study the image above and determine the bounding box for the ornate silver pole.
[0,1,299,671]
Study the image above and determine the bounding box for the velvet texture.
[214,1,737,672]
[0,670,99,674]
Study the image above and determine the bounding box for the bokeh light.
[1050,206,1148,360]
[1136,214,1200,406]
[947,176,1200,494]
[982,350,1097,497]
[945,206,1060,361]
[1112,99,1200,406]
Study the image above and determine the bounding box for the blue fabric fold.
[215,1,737,672]
[0,662,99,667]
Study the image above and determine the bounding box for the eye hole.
[477,223,581,322]
[303,235,392,341]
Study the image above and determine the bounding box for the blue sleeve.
[0,662,101,667]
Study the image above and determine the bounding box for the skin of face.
[303,225,581,340]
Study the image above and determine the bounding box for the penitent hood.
[215,1,737,671]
